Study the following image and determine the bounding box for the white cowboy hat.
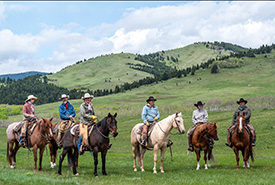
[60,94,69,99]
[25,95,37,102]
[82,93,94,100]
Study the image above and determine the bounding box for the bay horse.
[191,122,219,170]
[131,112,185,173]
[231,113,254,169]
[58,113,118,177]
[6,118,53,171]
[48,121,80,169]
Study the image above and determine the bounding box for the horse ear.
[42,117,46,123]
[114,113,117,118]
[50,117,53,122]
[214,121,217,125]
[176,112,178,117]
[108,113,111,117]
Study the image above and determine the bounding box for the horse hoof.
[153,171,157,174]
[161,170,164,173]
[75,173,79,176]
[196,168,199,171]
[95,176,98,178]
[134,168,137,172]
[141,168,145,172]
[10,165,14,169]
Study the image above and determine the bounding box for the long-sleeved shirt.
[80,102,95,125]
[192,108,208,124]
[59,102,76,120]
[22,102,36,121]
[232,105,251,125]
[141,104,160,124]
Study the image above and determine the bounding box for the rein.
[158,117,181,135]
[95,125,109,139]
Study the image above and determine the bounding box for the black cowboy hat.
[194,101,205,107]
[146,96,157,103]
[237,98,247,104]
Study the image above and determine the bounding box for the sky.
[0,1,275,75]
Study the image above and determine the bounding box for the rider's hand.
[145,122,150,126]
[154,117,158,121]
[69,115,74,120]
[91,115,97,120]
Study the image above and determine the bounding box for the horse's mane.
[96,117,108,130]
[158,113,180,124]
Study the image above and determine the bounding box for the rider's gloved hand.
[154,117,158,121]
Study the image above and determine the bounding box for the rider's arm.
[155,106,160,119]
[80,104,93,119]
[202,110,209,123]
[23,104,32,119]
[192,110,197,124]
[244,107,251,121]
[232,110,237,125]
[70,104,76,118]
[59,105,68,120]
[141,106,148,124]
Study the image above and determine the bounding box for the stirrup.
[167,140,173,147]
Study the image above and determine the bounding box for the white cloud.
[1,1,275,74]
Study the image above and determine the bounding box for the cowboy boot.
[78,136,84,155]
[225,131,232,148]
[141,124,149,146]
[251,133,256,147]
[187,135,194,152]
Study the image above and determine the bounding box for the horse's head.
[41,117,53,139]
[207,121,219,141]
[106,113,118,137]
[237,112,246,133]
[173,112,185,134]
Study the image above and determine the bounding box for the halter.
[158,115,181,135]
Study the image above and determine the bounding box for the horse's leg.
[7,141,14,168]
[12,142,20,168]
[140,148,146,172]
[194,148,200,170]
[58,148,69,175]
[204,149,208,170]
[68,148,78,175]
[39,146,45,171]
[73,148,79,168]
[160,147,167,173]
[93,151,99,177]
[153,145,159,174]
[101,150,108,176]
[243,146,250,169]
[33,145,38,171]
[233,146,239,169]
[132,144,138,172]
[207,149,212,168]
[49,142,55,168]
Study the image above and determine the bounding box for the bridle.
[158,115,182,135]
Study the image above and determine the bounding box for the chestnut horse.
[231,113,254,169]
[48,121,79,169]
[191,122,219,170]
[6,118,53,171]
[58,113,118,177]
[131,113,185,173]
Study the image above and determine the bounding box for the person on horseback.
[226,98,256,147]
[187,101,210,152]
[78,93,97,155]
[19,95,38,147]
[141,96,160,146]
[57,94,76,147]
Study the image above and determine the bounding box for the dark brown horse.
[191,122,219,170]
[58,113,118,177]
[48,121,79,169]
[6,118,53,171]
[231,113,254,169]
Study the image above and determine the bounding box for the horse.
[6,118,53,171]
[58,113,118,177]
[231,112,254,169]
[131,112,185,174]
[48,121,79,169]
[191,122,219,170]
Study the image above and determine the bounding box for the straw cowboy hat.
[237,98,247,104]
[82,93,94,100]
[146,96,157,103]
[25,95,37,102]
[60,94,69,99]
[194,101,205,107]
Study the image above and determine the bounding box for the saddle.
[137,122,156,137]
[70,123,95,137]
[13,121,37,136]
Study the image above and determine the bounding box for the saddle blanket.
[70,124,95,137]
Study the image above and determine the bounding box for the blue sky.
[0,1,275,74]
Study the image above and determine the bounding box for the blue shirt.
[59,102,76,120]
[141,104,160,124]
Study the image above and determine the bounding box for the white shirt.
[192,108,208,124]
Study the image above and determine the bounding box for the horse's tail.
[7,142,9,162]
[210,152,216,164]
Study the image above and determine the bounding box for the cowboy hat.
[60,94,69,99]
[237,98,247,104]
[82,93,94,100]
[146,96,157,103]
[25,95,37,102]
[194,101,205,107]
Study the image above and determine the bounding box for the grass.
[0,108,275,185]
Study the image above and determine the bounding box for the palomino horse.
[191,122,219,170]
[131,112,185,173]
[6,118,53,171]
[48,121,80,169]
[231,113,254,169]
[58,113,118,177]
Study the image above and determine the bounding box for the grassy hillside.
[47,53,153,90]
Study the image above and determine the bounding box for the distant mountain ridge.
[0,71,48,80]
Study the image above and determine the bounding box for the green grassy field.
[0,108,275,185]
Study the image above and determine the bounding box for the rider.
[78,93,97,155]
[57,94,76,147]
[141,96,160,146]
[19,95,38,147]
[187,101,209,152]
[225,98,256,147]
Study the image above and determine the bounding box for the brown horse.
[58,113,118,177]
[231,113,254,169]
[48,121,80,169]
[191,122,219,170]
[6,118,53,171]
